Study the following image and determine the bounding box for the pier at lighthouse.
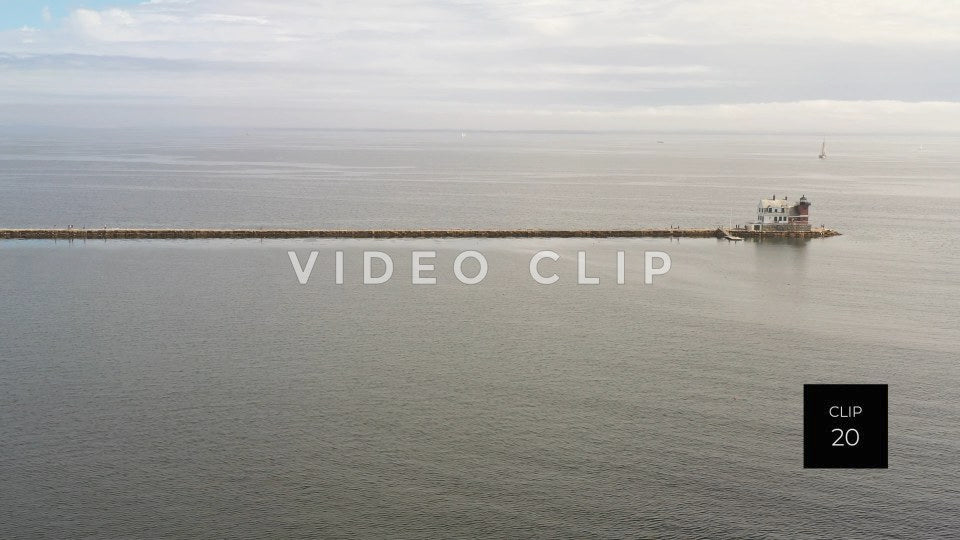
[1,195,838,240]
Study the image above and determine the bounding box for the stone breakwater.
[0,228,841,240]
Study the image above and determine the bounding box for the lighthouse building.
[750,195,811,232]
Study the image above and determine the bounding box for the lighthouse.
[794,195,811,224]
[749,195,813,232]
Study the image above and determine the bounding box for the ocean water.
[1,130,958,538]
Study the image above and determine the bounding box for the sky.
[1,0,959,131]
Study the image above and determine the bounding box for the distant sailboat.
[818,139,827,159]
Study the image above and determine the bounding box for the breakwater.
[0,227,840,240]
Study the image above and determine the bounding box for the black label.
[803,384,888,468]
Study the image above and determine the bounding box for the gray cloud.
[1,0,959,130]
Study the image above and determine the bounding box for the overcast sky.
[1,0,959,131]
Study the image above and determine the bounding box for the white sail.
[818,139,826,159]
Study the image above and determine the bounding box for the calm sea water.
[1,131,958,538]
